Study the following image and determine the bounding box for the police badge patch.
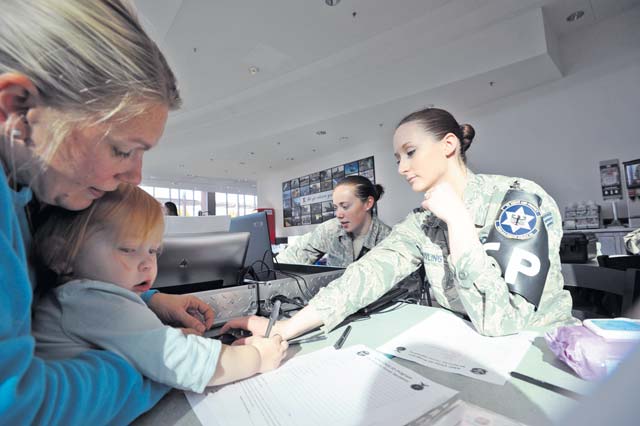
[495,200,541,240]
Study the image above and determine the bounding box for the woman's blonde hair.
[34,184,164,283]
[0,0,181,160]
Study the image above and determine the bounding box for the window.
[139,185,207,216]
[141,185,256,217]
[214,192,258,217]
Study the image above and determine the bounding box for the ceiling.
[134,0,640,187]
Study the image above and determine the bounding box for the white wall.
[259,7,640,237]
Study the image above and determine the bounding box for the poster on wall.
[599,159,623,200]
[282,156,376,227]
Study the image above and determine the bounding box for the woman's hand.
[147,293,215,334]
[245,335,289,373]
[421,182,469,225]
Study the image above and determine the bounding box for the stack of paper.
[377,311,536,385]
[187,345,458,426]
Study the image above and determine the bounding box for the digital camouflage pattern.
[276,216,391,267]
[624,228,640,254]
[309,171,578,336]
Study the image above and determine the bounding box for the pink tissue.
[545,326,638,381]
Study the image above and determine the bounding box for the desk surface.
[133,305,592,426]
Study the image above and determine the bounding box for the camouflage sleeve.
[450,183,571,336]
[374,220,393,244]
[624,228,640,254]
[276,220,336,265]
[308,213,424,332]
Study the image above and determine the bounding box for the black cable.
[270,294,305,308]
[275,270,314,300]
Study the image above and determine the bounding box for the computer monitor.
[230,212,276,281]
[154,231,250,294]
[163,215,230,235]
[623,158,640,189]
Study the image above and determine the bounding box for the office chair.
[561,263,640,319]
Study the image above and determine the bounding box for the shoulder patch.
[494,199,541,240]
[542,212,554,227]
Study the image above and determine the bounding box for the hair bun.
[459,124,475,152]
[374,184,385,201]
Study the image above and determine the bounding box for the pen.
[510,371,582,400]
[333,325,352,350]
[264,300,281,338]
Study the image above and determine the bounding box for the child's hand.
[246,335,289,373]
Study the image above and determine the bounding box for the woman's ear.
[441,132,460,159]
[365,196,375,211]
[0,73,39,124]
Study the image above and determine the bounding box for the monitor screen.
[163,215,230,235]
[230,212,276,281]
[624,159,640,189]
[154,231,250,294]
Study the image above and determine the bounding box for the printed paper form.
[377,310,536,385]
[186,344,457,426]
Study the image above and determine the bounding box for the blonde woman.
[0,1,212,424]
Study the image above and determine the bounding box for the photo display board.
[282,156,375,227]
[599,159,623,200]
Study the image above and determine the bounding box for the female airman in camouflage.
[226,108,576,337]
[277,176,391,267]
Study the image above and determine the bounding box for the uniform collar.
[461,169,486,226]
[337,215,381,249]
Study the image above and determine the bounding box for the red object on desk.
[256,208,275,244]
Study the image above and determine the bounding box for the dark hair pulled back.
[396,107,475,163]
[336,175,384,213]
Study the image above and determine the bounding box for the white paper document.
[377,311,536,385]
[186,344,457,426]
[422,399,528,426]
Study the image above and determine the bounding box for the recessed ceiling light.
[248,66,260,75]
[379,123,384,127]
[325,0,340,6]
[339,136,349,141]
[566,10,584,22]
[249,152,255,155]
[316,130,326,135]
[239,161,246,165]
[489,81,495,87]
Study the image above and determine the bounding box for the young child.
[32,184,288,393]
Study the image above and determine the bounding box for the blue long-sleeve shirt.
[0,171,169,426]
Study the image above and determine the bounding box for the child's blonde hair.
[35,184,164,283]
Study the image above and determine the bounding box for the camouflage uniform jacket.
[308,171,577,336]
[277,216,391,267]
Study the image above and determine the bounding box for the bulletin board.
[282,156,375,227]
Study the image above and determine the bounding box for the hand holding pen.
[264,300,281,338]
